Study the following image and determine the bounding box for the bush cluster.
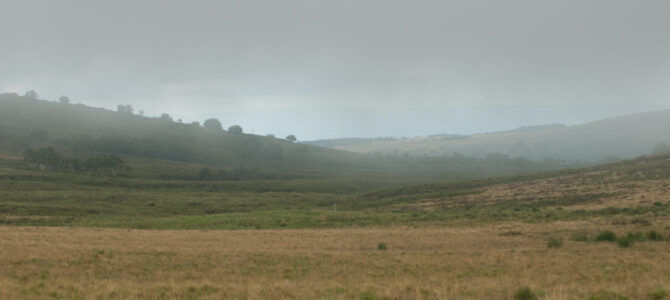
[23,147,125,175]
[587,230,666,248]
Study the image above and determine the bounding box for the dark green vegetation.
[584,230,668,248]
[2,93,670,230]
[23,146,125,175]
[0,93,572,181]
[596,231,618,242]
[2,150,670,229]
[514,286,538,300]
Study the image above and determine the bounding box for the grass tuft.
[377,242,387,250]
[649,285,668,300]
[647,230,664,241]
[595,231,617,242]
[514,286,537,300]
[617,237,633,248]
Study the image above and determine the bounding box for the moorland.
[2,93,670,299]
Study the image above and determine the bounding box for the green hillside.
[0,93,363,178]
[0,93,572,182]
[1,92,667,230]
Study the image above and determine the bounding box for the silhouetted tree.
[286,135,297,143]
[117,104,134,114]
[203,118,223,130]
[58,95,70,104]
[228,125,243,135]
[159,113,173,122]
[24,90,38,99]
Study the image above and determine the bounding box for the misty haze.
[1,1,670,299]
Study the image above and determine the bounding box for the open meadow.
[4,2,670,298]
[2,221,670,299]
[3,98,670,299]
[2,153,670,299]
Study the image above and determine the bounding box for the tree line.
[23,147,126,175]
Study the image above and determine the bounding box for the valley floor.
[2,220,670,299]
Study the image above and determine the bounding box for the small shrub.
[617,237,632,248]
[359,291,376,300]
[649,285,668,300]
[547,238,563,249]
[647,230,664,241]
[378,242,387,250]
[514,286,537,300]
[596,231,617,242]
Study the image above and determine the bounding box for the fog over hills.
[0,93,575,182]
[304,109,670,162]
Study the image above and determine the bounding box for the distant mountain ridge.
[303,110,670,162]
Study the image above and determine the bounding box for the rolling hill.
[304,110,670,162]
[0,93,573,181]
[2,104,670,298]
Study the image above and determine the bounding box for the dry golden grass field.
[2,219,670,299]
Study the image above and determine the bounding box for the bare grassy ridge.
[1,222,670,299]
[394,153,670,212]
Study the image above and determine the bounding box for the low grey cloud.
[2,0,669,139]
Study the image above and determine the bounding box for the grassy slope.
[319,109,670,161]
[2,149,669,229]
[2,93,668,230]
[0,94,570,181]
[2,154,670,299]
[2,97,670,298]
[0,94,361,173]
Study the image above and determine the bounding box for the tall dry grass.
[1,220,669,299]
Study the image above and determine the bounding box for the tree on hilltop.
[228,125,243,135]
[117,104,134,114]
[159,113,173,122]
[203,118,223,130]
[24,90,38,99]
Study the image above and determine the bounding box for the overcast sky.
[2,0,669,139]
